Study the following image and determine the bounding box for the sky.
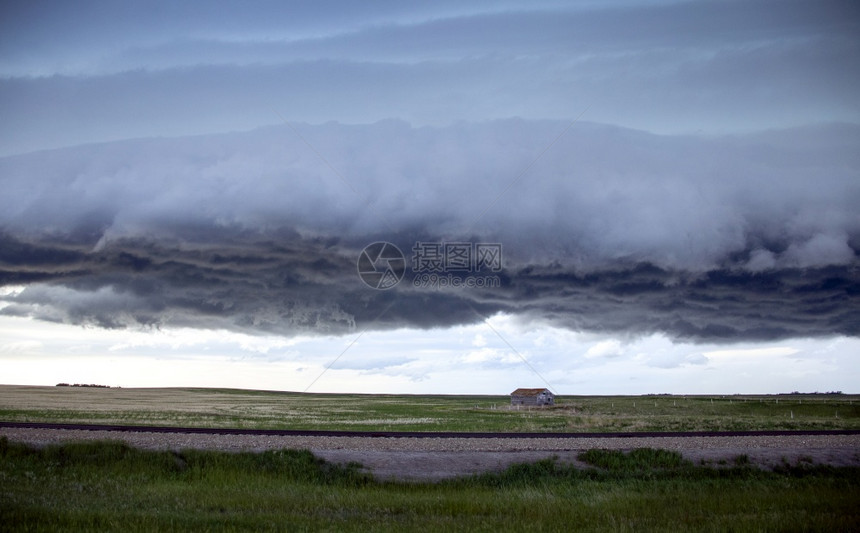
[1,0,858,395]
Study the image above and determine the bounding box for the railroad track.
[2,421,858,439]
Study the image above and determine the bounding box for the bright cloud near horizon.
[1,0,858,394]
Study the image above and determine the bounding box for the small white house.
[510,388,555,407]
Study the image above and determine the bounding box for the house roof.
[510,388,552,396]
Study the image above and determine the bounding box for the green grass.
[577,448,688,472]
[1,438,858,531]
[0,385,858,433]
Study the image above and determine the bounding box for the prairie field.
[0,385,857,432]
[2,387,859,531]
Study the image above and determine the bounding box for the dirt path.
[2,427,857,482]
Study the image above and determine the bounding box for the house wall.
[537,393,554,406]
[511,395,538,406]
[511,393,554,406]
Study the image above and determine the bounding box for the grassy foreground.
[1,438,858,531]
[0,385,858,432]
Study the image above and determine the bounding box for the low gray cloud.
[2,120,857,268]
[1,120,857,342]
[2,0,857,155]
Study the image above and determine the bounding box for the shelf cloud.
[2,120,857,342]
[1,0,859,393]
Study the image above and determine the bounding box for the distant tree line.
[55,383,113,388]
[786,391,843,395]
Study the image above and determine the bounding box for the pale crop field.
[1,385,858,432]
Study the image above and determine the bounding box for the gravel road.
[3,427,858,481]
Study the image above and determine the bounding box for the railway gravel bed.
[2,426,858,481]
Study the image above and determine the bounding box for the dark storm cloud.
[0,120,857,341]
[0,229,857,342]
[0,228,359,333]
[494,263,860,342]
